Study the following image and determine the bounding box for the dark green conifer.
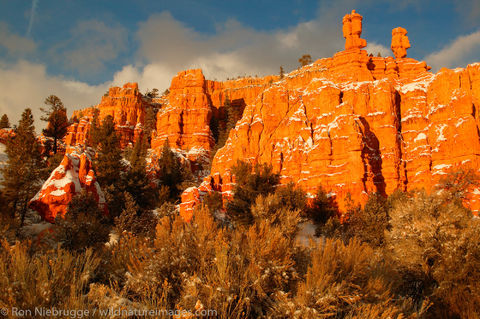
[93,115,125,218]
[0,114,10,129]
[40,95,70,154]
[157,139,184,201]
[226,160,280,226]
[1,108,44,225]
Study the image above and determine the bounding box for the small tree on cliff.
[279,66,285,79]
[1,108,43,226]
[143,107,157,145]
[40,95,70,154]
[0,114,10,128]
[298,54,312,67]
[89,107,101,148]
[215,98,242,151]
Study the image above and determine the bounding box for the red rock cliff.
[66,82,152,149]
[180,12,480,219]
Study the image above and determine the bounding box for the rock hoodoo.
[29,148,106,223]
[342,10,367,50]
[391,27,411,59]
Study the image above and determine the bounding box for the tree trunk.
[53,136,57,154]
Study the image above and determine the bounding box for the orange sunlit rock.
[29,148,106,223]
[342,10,367,50]
[391,27,411,59]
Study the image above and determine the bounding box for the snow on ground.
[296,222,320,246]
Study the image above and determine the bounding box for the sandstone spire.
[342,10,367,50]
[391,27,411,59]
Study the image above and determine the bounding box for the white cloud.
[50,20,128,75]
[0,1,405,124]
[0,22,36,56]
[0,60,108,127]
[366,42,390,57]
[121,10,344,87]
[424,30,480,71]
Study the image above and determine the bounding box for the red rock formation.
[0,128,14,144]
[152,69,214,163]
[151,70,278,170]
[342,10,367,50]
[66,82,152,149]
[179,12,480,220]
[391,27,411,59]
[29,148,106,223]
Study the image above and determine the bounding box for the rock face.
[66,82,151,149]
[180,11,480,219]
[391,27,410,59]
[152,69,214,166]
[29,148,106,223]
[151,69,279,171]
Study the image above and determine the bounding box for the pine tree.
[215,98,242,151]
[94,115,124,188]
[94,115,125,217]
[157,139,184,201]
[1,108,44,226]
[226,160,280,226]
[143,107,157,145]
[306,186,338,225]
[55,189,110,251]
[0,114,10,128]
[41,95,70,154]
[122,135,157,210]
[280,66,285,79]
[89,107,100,147]
[298,54,313,67]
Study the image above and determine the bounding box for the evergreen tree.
[1,108,43,226]
[122,135,157,210]
[306,186,338,225]
[215,98,242,151]
[226,160,280,226]
[279,66,285,79]
[55,190,110,251]
[157,139,184,201]
[41,95,70,154]
[89,107,100,148]
[0,114,10,129]
[298,54,313,67]
[94,115,125,218]
[143,107,157,145]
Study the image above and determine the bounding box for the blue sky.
[0,0,479,123]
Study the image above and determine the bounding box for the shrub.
[0,240,99,311]
[386,190,480,318]
[345,192,390,247]
[269,238,421,318]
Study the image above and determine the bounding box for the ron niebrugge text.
[3,307,217,318]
